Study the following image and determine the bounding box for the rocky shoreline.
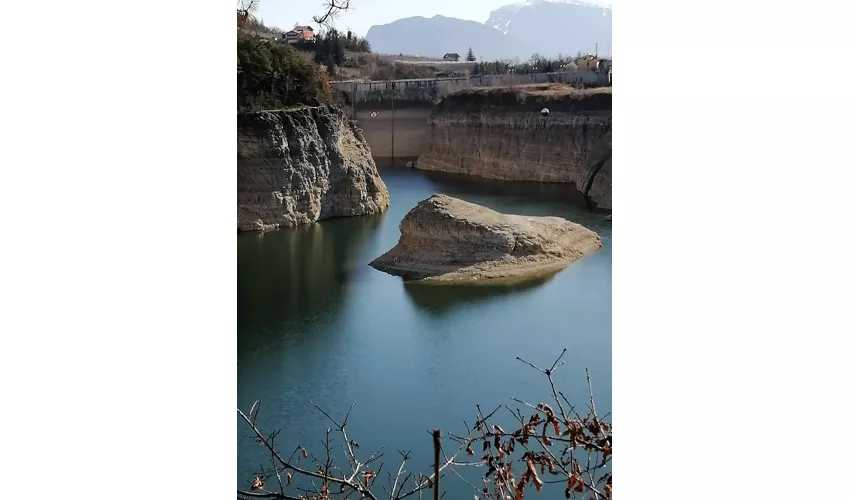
[370,194,602,283]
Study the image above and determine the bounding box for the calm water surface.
[237,165,612,498]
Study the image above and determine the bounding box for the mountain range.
[364,0,612,61]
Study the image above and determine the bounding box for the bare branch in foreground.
[238,349,610,500]
[312,0,351,29]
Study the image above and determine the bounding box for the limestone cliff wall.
[415,87,612,211]
[238,105,389,232]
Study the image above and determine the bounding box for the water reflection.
[237,213,384,333]
[333,264,377,284]
[417,169,588,206]
[374,162,599,226]
[402,275,554,316]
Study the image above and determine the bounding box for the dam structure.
[331,70,608,162]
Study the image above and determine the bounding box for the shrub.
[237,31,334,111]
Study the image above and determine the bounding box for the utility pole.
[595,43,598,57]
[433,429,441,500]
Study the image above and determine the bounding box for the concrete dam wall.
[335,81,451,161]
[333,72,611,162]
[352,107,432,160]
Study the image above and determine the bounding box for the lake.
[237,164,612,499]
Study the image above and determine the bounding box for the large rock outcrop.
[415,85,611,211]
[238,105,389,232]
[370,194,602,283]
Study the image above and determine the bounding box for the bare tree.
[237,1,351,31]
[312,0,352,29]
[237,0,260,29]
[237,349,611,500]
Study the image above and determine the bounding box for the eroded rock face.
[415,86,612,211]
[238,105,389,232]
[370,194,602,283]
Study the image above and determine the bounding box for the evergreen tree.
[466,47,476,62]
[332,30,345,67]
[313,34,326,64]
[322,34,334,66]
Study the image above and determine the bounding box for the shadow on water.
[401,275,554,316]
[373,162,611,238]
[375,160,588,205]
[237,213,385,334]
[418,169,588,206]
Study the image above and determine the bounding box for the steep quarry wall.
[415,86,612,211]
[237,105,389,232]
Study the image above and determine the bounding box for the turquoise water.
[237,165,612,498]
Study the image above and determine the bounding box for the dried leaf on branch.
[237,348,611,500]
[251,476,265,491]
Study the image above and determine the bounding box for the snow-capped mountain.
[363,1,612,62]
[486,0,612,58]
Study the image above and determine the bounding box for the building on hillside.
[295,25,315,41]
[286,25,315,43]
[442,53,461,62]
[576,55,600,71]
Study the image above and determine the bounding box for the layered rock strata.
[238,105,389,232]
[415,86,612,211]
[370,194,602,283]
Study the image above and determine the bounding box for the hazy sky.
[253,0,608,37]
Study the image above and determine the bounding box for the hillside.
[236,31,334,111]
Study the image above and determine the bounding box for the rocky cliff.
[370,194,601,283]
[415,86,611,211]
[238,105,389,231]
